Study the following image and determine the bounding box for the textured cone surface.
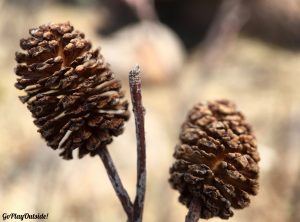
[169,100,260,219]
[15,22,129,159]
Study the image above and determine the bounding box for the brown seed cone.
[14,22,129,159]
[169,100,260,219]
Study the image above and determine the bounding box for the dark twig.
[129,65,146,222]
[98,147,134,221]
[185,198,201,222]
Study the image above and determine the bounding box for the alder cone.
[15,22,129,159]
[169,100,260,219]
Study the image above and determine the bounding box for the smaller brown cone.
[169,100,260,219]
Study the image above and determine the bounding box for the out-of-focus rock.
[99,21,185,84]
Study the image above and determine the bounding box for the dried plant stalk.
[14,22,134,220]
[15,22,148,222]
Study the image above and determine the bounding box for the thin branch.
[123,0,158,21]
[98,147,133,221]
[202,0,249,72]
[129,65,146,222]
[185,198,201,222]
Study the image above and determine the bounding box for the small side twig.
[98,147,134,221]
[124,0,158,21]
[202,0,249,72]
[129,65,146,222]
[185,198,201,222]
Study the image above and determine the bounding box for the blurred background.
[1,0,300,221]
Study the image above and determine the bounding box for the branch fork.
[98,65,146,222]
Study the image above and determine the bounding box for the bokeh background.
[1,0,300,221]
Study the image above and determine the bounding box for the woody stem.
[185,198,201,222]
[129,65,146,222]
[98,147,134,221]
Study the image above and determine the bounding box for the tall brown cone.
[15,22,129,159]
[169,100,260,219]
